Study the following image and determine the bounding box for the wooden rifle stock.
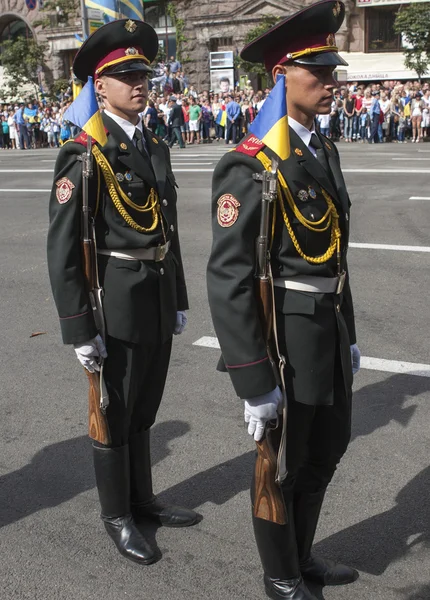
[253,277,287,525]
[82,226,111,446]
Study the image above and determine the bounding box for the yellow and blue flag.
[85,0,144,22]
[216,109,227,128]
[249,74,289,160]
[63,76,107,146]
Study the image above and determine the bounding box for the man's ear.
[272,65,287,86]
[94,77,106,98]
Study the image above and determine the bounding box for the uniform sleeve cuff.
[59,311,98,345]
[227,357,277,399]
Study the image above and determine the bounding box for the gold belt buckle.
[154,244,167,262]
[336,271,346,294]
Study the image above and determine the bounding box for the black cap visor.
[293,51,348,67]
[102,61,153,77]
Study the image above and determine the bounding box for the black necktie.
[133,128,152,170]
[309,133,330,174]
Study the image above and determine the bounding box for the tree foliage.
[1,37,48,97]
[33,0,79,29]
[235,16,280,77]
[394,3,430,79]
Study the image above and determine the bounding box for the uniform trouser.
[251,349,352,579]
[101,335,173,448]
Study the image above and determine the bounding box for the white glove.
[244,387,283,442]
[174,311,187,335]
[73,334,107,373]
[350,343,361,375]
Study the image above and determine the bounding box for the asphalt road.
[0,139,429,600]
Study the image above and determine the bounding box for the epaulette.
[235,134,266,157]
[74,128,109,147]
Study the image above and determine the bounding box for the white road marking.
[409,196,430,200]
[391,157,430,161]
[193,337,430,377]
[349,242,430,252]
[343,169,430,174]
[0,189,50,192]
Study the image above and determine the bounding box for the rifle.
[252,157,287,525]
[81,134,111,446]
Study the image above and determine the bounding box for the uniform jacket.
[207,128,355,405]
[48,113,188,346]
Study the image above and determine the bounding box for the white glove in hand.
[74,334,107,373]
[350,343,361,375]
[174,311,187,335]
[244,387,283,442]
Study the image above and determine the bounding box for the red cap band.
[94,46,148,78]
[264,33,336,71]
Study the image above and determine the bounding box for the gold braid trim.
[92,145,159,233]
[256,151,341,264]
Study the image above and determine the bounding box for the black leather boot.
[252,499,317,600]
[93,444,157,565]
[129,429,200,527]
[294,490,359,586]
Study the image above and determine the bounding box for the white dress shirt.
[288,116,317,157]
[103,109,147,152]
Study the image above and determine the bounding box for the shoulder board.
[235,135,265,158]
[74,128,109,147]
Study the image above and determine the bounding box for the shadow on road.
[350,372,429,443]
[0,419,190,529]
[315,466,429,575]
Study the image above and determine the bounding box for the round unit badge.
[217,194,241,228]
[125,172,133,181]
[55,177,75,204]
[298,189,309,202]
[116,173,124,182]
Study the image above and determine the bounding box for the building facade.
[0,0,426,99]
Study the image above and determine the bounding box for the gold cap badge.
[125,47,138,56]
[333,1,341,16]
[124,19,137,33]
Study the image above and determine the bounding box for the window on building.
[209,37,233,52]
[0,18,32,65]
[365,6,401,53]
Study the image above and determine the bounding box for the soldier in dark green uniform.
[207,2,361,599]
[47,19,199,566]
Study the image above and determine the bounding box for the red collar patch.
[235,135,265,157]
[74,128,109,147]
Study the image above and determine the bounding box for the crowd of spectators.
[318,80,430,143]
[0,100,74,150]
[1,71,429,151]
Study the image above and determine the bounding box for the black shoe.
[133,497,200,527]
[103,514,157,565]
[300,555,359,586]
[93,444,157,565]
[264,575,318,600]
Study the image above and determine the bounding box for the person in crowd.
[188,95,201,144]
[397,110,406,143]
[244,100,257,133]
[411,91,424,142]
[181,98,190,144]
[211,94,223,140]
[379,91,391,141]
[200,100,213,143]
[369,92,381,143]
[351,88,362,140]
[317,112,330,136]
[144,99,159,134]
[169,55,182,74]
[14,103,29,149]
[168,96,185,148]
[359,106,370,142]
[1,114,10,148]
[225,94,241,144]
[342,90,354,142]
